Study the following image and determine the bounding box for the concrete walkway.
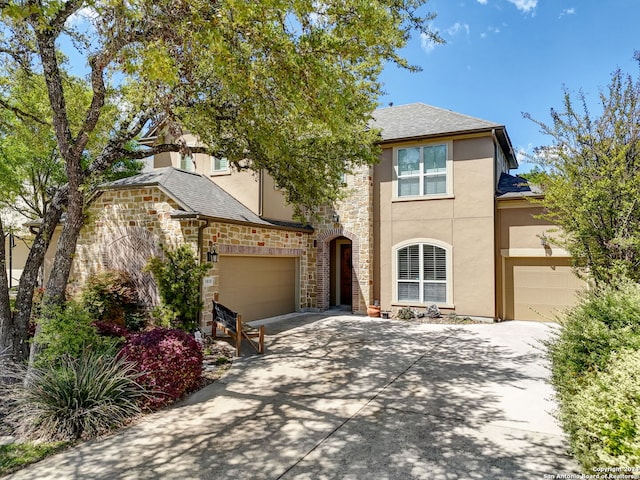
[6,314,579,479]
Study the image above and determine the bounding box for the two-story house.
[68,103,584,328]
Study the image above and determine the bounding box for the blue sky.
[378,0,640,173]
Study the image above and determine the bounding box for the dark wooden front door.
[340,244,352,305]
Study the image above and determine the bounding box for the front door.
[340,244,352,306]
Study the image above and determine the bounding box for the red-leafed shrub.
[119,328,202,409]
[93,321,131,342]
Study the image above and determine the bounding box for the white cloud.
[447,22,470,37]
[420,31,440,54]
[481,26,501,38]
[559,7,576,19]
[477,0,488,4]
[507,0,537,13]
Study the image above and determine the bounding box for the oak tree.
[0,0,441,360]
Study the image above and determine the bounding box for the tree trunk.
[43,192,84,304]
[0,218,13,355]
[0,191,66,362]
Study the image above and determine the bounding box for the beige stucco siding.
[209,169,260,215]
[496,198,585,321]
[260,173,296,222]
[374,136,497,318]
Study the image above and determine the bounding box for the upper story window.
[396,242,449,304]
[211,157,229,174]
[395,143,451,198]
[180,154,195,172]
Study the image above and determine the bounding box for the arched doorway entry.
[316,228,360,312]
[329,236,352,309]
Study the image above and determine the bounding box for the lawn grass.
[0,441,70,476]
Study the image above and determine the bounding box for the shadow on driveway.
[6,316,578,480]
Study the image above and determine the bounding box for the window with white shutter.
[397,243,448,304]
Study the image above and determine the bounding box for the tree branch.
[0,98,50,126]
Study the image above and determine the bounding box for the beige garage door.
[505,257,585,321]
[218,256,297,321]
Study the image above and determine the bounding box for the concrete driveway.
[6,314,578,479]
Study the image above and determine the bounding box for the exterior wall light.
[333,213,340,223]
[207,245,219,263]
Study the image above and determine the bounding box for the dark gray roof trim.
[372,103,518,168]
[496,172,543,199]
[104,167,312,232]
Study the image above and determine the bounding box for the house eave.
[169,212,314,233]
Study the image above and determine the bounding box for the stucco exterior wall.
[209,169,261,215]
[260,173,296,222]
[495,198,577,320]
[373,135,497,318]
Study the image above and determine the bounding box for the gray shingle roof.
[372,102,518,168]
[103,167,311,230]
[371,103,501,141]
[496,172,543,198]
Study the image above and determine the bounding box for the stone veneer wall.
[200,224,313,328]
[311,165,374,314]
[71,187,198,296]
[71,186,315,328]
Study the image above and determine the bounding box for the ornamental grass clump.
[120,328,203,410]
[5,351,146,442]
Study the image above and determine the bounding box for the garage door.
[218,256,297,321]
[505,257,585,321]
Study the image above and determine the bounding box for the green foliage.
[545,281,640,470]
[515,166,550,187]
[546,282,640,399]
[146,245,209,332]
[0,442,69,476]
[566,349,640,472]
[0,0,440,359]
[34,301,119,367]
[5,352,146,442]
[525,59,640,285]
[81,270,146,331]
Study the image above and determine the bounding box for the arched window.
[397,243,448,304]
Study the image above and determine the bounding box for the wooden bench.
[212,301,265,357]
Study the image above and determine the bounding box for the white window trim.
[211,156,230,175]
[393,141,454,200]
[392,238,454,308]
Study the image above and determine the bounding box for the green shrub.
[81,270,146,331]
[5,351,146,441]
[546,281,640,399]
[146,245,209,332]
[396,307,415,320]
[564,349,640,472]
[546,281,640,471]
[120,327,203,410]
[34,301,118,367]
